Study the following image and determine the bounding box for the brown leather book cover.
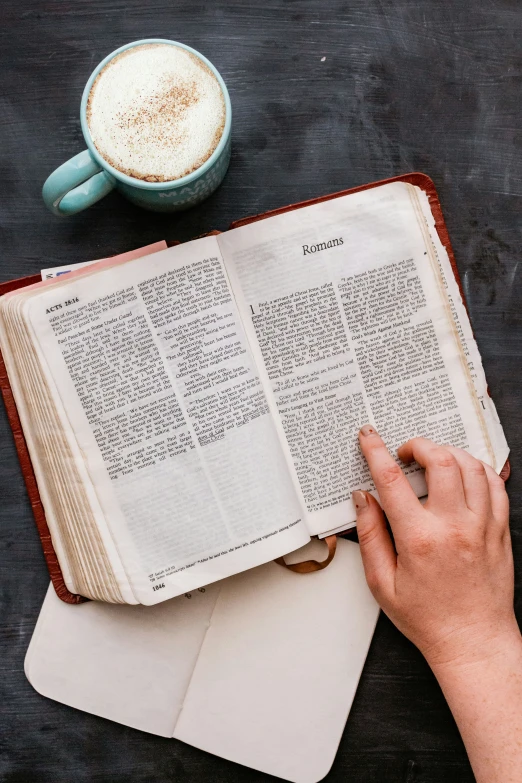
[0,174,509,603]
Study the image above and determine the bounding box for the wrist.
[425,621,522,783]
[423,620,522,678]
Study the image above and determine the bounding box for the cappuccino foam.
[87,44,226,182]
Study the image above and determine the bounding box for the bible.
[0,174,509,605]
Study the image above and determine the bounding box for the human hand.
[353,426,517,670]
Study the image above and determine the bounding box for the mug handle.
[42,150,116,216]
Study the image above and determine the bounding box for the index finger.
[358,424,420,524]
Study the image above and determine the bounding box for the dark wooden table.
[1,2,520,781]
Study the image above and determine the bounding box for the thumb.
[352,490,396,601]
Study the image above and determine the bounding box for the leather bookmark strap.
[275,535,337,573]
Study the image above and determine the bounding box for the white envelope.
[25,538,379,783]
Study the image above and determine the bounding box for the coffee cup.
[43,39,232,216]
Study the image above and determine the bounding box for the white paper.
[25,539,379,783]
[25,583,221,737]
[41,259,100,280]
[40,241,168,280]
[176,539,379,782]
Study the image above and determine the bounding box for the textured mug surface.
[42,39,232,216]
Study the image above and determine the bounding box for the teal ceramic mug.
[42,39,232,216]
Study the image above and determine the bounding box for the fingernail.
[352,490,368,510]
[360,424,378,437]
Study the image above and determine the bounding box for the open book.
[0,176,509,605]
[26,539,379,783]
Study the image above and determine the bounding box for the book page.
[219,182,508,536]
[26,237,308,604]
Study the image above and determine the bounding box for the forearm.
[429,628,522,783]
[355,429,518,777]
